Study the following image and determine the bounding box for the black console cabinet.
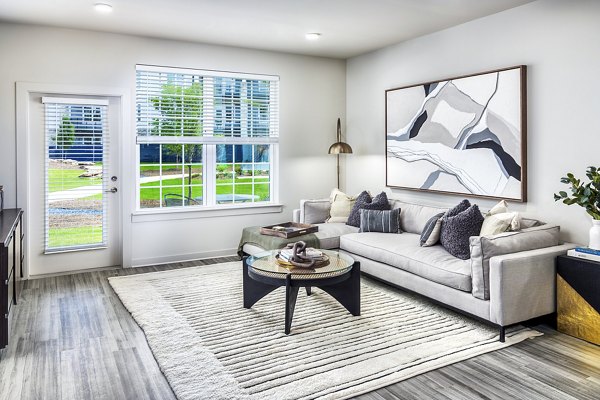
[0,209,23,351]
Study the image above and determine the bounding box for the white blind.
[43,98,109,253]
[136,65,279,144]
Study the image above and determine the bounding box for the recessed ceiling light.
[305,33,321,41]
[94,3,113,13]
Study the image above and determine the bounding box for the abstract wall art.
[385,66,527,201]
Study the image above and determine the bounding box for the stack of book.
[279,248,327,262]
[567,247,600,262]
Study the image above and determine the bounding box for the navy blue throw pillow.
[440,204,484,259]
[446,199,471,218]
[346,191,391,228]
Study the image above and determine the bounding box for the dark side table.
[556,255,600,345]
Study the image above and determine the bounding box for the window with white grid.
[136,65,279,209]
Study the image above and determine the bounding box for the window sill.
[131,203,284,223]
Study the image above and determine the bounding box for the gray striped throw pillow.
[359,208,401,233]
[420,212,446,247]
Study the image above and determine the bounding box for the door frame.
[16,82,134,278]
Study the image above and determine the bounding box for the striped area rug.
[109,262,540,400]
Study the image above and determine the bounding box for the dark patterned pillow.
[446,199,471,218]
[440,204,484,259]
[359,208,401,233]
[346,191,390,228]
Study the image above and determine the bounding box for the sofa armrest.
[489,243,575,326]
[470,224,561,300]
[292,209,301,223]
[299,199,330,224]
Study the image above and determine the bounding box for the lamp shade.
[328,118,353,154]
[328,142,353,154]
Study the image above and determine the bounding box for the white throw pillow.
[480,200,521,236]
[327,188,356,223]
[480,211,521,236]
[488,199,508,215]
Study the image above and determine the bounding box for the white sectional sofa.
[243,197,573,341]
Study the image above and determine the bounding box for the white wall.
[346,0,600,245]
[0,23,345,267]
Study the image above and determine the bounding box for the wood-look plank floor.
[1,258,599,400]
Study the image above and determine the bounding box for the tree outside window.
[151,80,203,200]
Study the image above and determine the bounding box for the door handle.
[105,187,118,193]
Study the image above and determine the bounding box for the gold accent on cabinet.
[557,275,600,345]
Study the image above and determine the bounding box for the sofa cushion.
[347,191,390,227]
[520,218,542,229]
[440,204,485,260]
[299,199,330,224]
[391,200,448,234]
[340,232,472,292]
[359,208,401,233]
[314,223,359,249]
[469,224,561,300]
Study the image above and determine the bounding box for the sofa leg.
[499,326,506,342]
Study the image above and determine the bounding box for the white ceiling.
[0,0,534,58]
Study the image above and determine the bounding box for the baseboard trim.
[132,248,238,267]
[28,265,121,279]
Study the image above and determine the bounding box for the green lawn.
[140,185,204,204]
[48,169,102,192]
[47,164,267,246]
[215,178,270,200]
[48,226,103,248]
[138,176,269,207]
[141,174,204,187]
[140,176,268,187]
[82,176,270,204]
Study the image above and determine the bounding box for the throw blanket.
[237,226,320,258]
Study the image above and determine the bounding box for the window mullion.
[205,144,216,206]
[159,143,163,208]
[271,144,279,204]
[204,76,215,206]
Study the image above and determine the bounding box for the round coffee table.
[243,249,360,334]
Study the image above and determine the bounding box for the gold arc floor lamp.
[328,118,353,189]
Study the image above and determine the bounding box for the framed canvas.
[385,65,527,202]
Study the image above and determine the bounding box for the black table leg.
[243,255,361,335]
[285,274,300,334]
[243,257,277,309]
[320,262,361,316]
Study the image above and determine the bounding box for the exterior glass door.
[27,94,121,276]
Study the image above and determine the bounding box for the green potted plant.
[554,166,600,250]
